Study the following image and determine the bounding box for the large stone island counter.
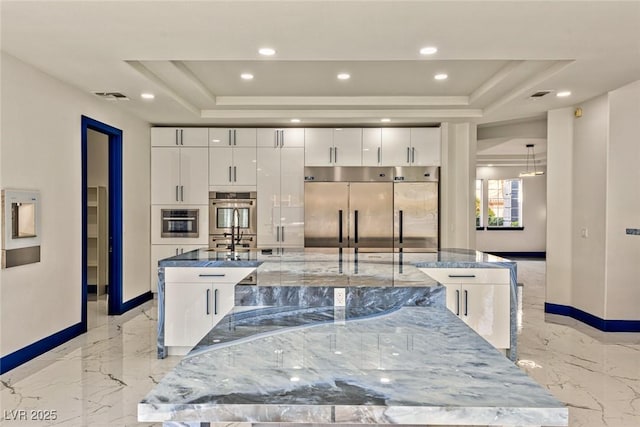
[156,248,519,360]
[140,282,568,426]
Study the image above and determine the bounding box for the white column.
[440,122,476,249]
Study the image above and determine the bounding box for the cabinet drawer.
[165,267,255,284]
[419,268,509,284]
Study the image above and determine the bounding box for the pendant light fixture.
[519,144,545,177]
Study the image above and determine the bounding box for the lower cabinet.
[164,267,255,355]
[150,244,201,293]
[420,268,511,350]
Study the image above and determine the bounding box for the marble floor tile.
[1,262,639,426]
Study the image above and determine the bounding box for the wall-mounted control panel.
[2,189,41,268]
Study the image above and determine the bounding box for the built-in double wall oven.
[209,192,257,250]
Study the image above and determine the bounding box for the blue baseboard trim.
[115,291,153,315]
[0,322,85,374]
[545,302,640,332]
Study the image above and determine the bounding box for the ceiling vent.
[529,90,551,98]
[93,91,130,101]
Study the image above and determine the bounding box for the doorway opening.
[81,116,124,330]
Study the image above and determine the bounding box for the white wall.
[571,94,609,318]
[546,80,640,321]
[605,80,640,319]
[0,52,151,357]
[476,166,547,253]
[546,108,574,306]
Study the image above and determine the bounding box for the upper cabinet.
[362,128,382,166]
[381,127,440,166]
[151,146,209,204]
[257,128,305,148]
[151,128,208,147]
[304,128,362,166]
[410,127,441,166]
[208,128,257,147]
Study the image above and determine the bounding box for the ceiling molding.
[469,60,526,104]
[125,61,201,116]
[170,61,218,103]
[200,109,483,119]
[214,96,470,107]
[482,60,575,116]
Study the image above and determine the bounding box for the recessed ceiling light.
[380,118,391,123]
[258,47,276,56]
[290,118,301,123]
[434,73,448,80]
[556,91,571,97]
[241,73,254,80]
[140,93,155,99]
[420,46,438,55]
[337,73,351,80]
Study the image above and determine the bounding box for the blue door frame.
[81,116,124,321]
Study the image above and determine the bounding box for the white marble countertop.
[140,297,567,426]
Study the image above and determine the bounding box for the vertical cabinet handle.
[334,147,338,163]
[412,147,415,163]
[175,129,179,145]
[228,166,232,182]
[280,130,284,147]
[228,129,232,146]
[175,185,179,202]
[276,225,280,242]
[455,290,460,315]
[206,289,211,315]
[464,290,468,316]
[233,166,237,182]
[281,226,285,242]
[274,131,278,148]
[214,288,218,315]
[180,129,184,145]
[175,248,179,256]
[354,210,359,244]
[180,186,184,201]
[338,210,343,243]
[234,129,237,146]
[377,146,381,164]
[399,210,404,244]
[329,147,333,163]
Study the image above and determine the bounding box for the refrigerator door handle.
[338,210,343,243]
[354,210,359,244]
[399,210,403,244]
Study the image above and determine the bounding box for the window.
[475,179,483,227]
[487,179,522,228]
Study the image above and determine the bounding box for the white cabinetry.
[151,128,208,147]
[419,268,511,350]
[257,144,304,248]
[257,128,305,148]
[208,128,256,147]
[164,267,255,355]
[305,128,362,166]
[209,147,256,187]
[151,146,209,204]
[150,245,201,293]
[381,127,440,166]
[362,128,382,166]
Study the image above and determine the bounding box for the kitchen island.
[140,282,568,426]
[156,248,519,360]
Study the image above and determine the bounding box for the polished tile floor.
[1,261,639,426]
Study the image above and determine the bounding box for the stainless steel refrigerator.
[304,166,438,252]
